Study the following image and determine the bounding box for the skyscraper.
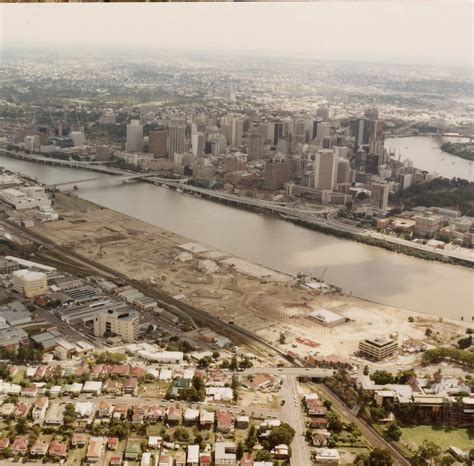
[168,118,186,161]
[149,130,168,157]
[370,181,389,212]
[314,149,336,190]
[369,120,384,157]
[316,122,330,143]
[316,106,329,122]
[350,118,370,148]
[191,131,204,157]
[231,117,244,147]
[264,160,291,190]
[294,119,306,144]
[125,119,143,153]
[247,132,264,161]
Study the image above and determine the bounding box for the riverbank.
[440,142,474,161]
[0,154,472,320]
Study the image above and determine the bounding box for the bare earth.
[35,193,471,369]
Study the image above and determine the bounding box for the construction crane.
[319,267,328,281]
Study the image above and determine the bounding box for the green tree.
[364,448,394,465]
[363,365,369,376]
[370,370,395,385]
[16,417,28,435]
[268,423,295,448]
[384,422,401,442]
[245,424,257,449]
[174,427,190,442]
[415,440,442,465]
[254,450,272,462]
[326,412,343,433]
[236,441,244,460]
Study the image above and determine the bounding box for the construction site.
[24,192,472,369]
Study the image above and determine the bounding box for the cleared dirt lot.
[35,193,471,368]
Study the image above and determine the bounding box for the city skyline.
[1,2,473,68]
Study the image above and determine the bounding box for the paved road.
[316,384,410,466]
[280,375,312,466]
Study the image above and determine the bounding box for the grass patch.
[400,425,474,451]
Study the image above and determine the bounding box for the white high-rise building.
[314,149,336,190]
[316,122,330,143]
[125,120,143,153]
[168,118,186,161]
[191,131,204,157]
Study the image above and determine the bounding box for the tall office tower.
[316,122,330,143]
[350,118,370,148]
[247,132,264,161]
[310,117,323,142]
[191,131,204,157]
[273,122,283,145]
[314,149,336,190]
[125,120,143,153]
[168,118,186,161]
[231,117,244,147]
[294,119,306,145]
[263,160,291,189]
[370,181,389,212]
[369,120,384,156]
[208,134,227,156]
[148,131,168,157]
[316,106,329,122]
[336,158,351,183]
[365,107,379,121]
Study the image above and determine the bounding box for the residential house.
[11,437,28,456]
[113,404,129,420]
[85,436,105,463]
[217,411,234,434]
[123,377,138,396]
[187,444,199,466]
[30,440,49,457]
[32,396,49,421]
[109,453,123,465]
[96,400,113,419]
[215,442,237,466]
[48,440,68,459]
[107,437,119,451]
[14,401,30,418]
[199,410,215,429]
[71,433,89,448]
[272,444,289,460]
[166,406,182,425]
[147,405,164,423]
[124,440,141,460]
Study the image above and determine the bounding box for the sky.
[0,2,472,68]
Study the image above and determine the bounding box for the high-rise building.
[314,149,336,190]
[247,132,264,161]
[273,122,283,145]
[350,118,370,148]
[191,132,204,157]
[149,131,168,158]
[316,106,329,122]
[231,117,244,147]
[370,181,389,212]
[208,134,227,156]
[294,119,306,144]
[70,131,85,147]
[364,107,379,121]
[316,122,330,143]
[168,118,186,161]
[336,158,351,184]
[369,120,384,157]
[125,120,143,153]
[264,160,291,190]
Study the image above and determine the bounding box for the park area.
[400,425,474,451]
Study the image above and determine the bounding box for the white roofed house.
[187,444,199,466]
[32,396,49,421]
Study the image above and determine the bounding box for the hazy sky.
[1,2,472,67]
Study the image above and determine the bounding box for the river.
[385,135,473,182]
[0,154,472,321]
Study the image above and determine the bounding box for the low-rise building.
[12,269,48,297]
[359,336,398,361]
